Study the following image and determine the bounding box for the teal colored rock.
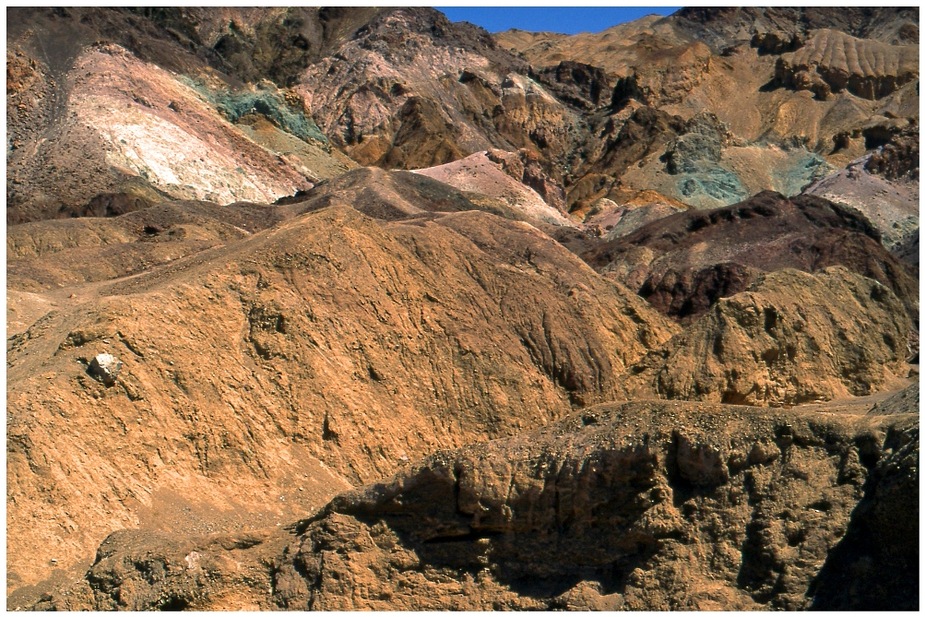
[676,167,748,204]
[179,76,327,145]
[214,89,328,145]
[772,151,831,197]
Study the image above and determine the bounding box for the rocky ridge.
[33,400,918,610]
[670,7,919,49]
[773,29,919,101]
[582,191,919,324]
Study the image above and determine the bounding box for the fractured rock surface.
[33,402,918,611]
[620,267,913,406]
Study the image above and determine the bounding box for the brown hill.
[33,400,918,610]
[7,176,677,596]
[773,29,919,100]
[6,200,293,294]
[582,191,918,323]
[620,267,913,407]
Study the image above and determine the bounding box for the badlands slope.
[6,6,920,611]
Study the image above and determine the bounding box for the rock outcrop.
[33,401,918,610]
[621,267,913,406]
[530,61,613,110]
[863,123,919,180]
[88,353,122,386]
[773,29,919,100]
[279,402,917,611]
[294,7,580,175]
[582,191,919,323]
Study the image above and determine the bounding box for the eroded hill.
[6,6,920,611]
[7,172,679,598]
[581,191,919,323]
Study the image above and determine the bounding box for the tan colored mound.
[412,151,573,226]
[283,166,531,223]
[620,267,912,406]
[582,192,690,239]
[776,29,919,100]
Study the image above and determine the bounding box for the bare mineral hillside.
[499,7,919,217]
[6,6,920,612]
[581,191,919,323]
[7,172,678,597]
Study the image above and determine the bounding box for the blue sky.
[437,7,681,35]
